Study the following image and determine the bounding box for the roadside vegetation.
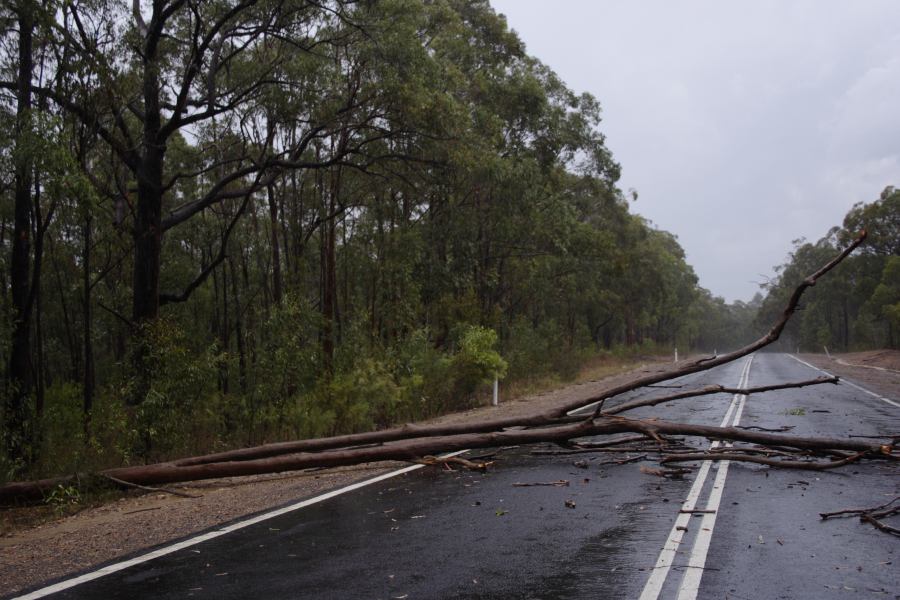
[755,186,900,352]
[0,1,895,493]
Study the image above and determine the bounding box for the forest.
[0,0,895,486]
[755,186,899,353]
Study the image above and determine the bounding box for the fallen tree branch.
[2,414,890,504]
[0,232,886,507]
[603,377,839,415]
[820,496,900,520]
[531,446,658,455]
[102,475,202,499]
[659,452,868,470]
[577,230,866,419]
[737,425,795,433]
[596,454,648,466]
[157,235,864,469]
[860,513,900,536]
[820,497,900,537]
[572,435,657,448]
[173,414,584,467]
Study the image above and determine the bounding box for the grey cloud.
[492,0,900,301]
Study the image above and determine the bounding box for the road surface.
[10,353,899,599]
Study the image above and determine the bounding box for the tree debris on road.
[1,232,896,519]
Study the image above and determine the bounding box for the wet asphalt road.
[13,353,899,600]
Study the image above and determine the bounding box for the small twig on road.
[512,480,570,487]
[737,425,795,433]
[596,454,648,466]
[820,496,900,520]
[860,514,900,537]
[573,435,660,448]
[820,496,900,537]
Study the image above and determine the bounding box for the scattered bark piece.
[596,454,648,466]
[639,465,692,479]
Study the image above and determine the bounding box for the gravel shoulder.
[0,357,671,596]
[796,349,900,401]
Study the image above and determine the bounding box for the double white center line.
[638,356,753,600]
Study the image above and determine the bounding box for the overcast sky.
[490,0,900,303]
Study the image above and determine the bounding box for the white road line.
[636,459,714,600]
[11,451,468,600]
[675,392,746,600]
[639,357,752,600]
[788,354,900,408]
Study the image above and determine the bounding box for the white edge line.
[788,354,900,408]
[12,451,468,600]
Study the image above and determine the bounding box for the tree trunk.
[267,181,283,305]
[132,8,165,326]
[6,1,35,466]
[0,414,887,505]
[82,215,95,434]
[229,254,247,395]
[128,9,167,406]
[321,161,339,375]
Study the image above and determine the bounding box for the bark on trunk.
[268,181,283,305]
[82,215,95,432]
[6,2,35,465]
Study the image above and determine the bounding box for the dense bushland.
[755,186,899,352]
[2,1,760,481]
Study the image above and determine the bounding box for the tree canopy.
[0,0,791,479]
[755,186,900,352]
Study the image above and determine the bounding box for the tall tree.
[5,0,35,464]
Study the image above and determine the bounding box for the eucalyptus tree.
[3,1,437,396]
[755,186,899,351]
[2,0,36,463]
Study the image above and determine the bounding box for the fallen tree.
[1,230,896,506]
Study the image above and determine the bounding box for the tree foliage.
[2,0,756,480]
[755,186,900,351]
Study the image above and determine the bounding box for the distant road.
[12,354,899,600]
